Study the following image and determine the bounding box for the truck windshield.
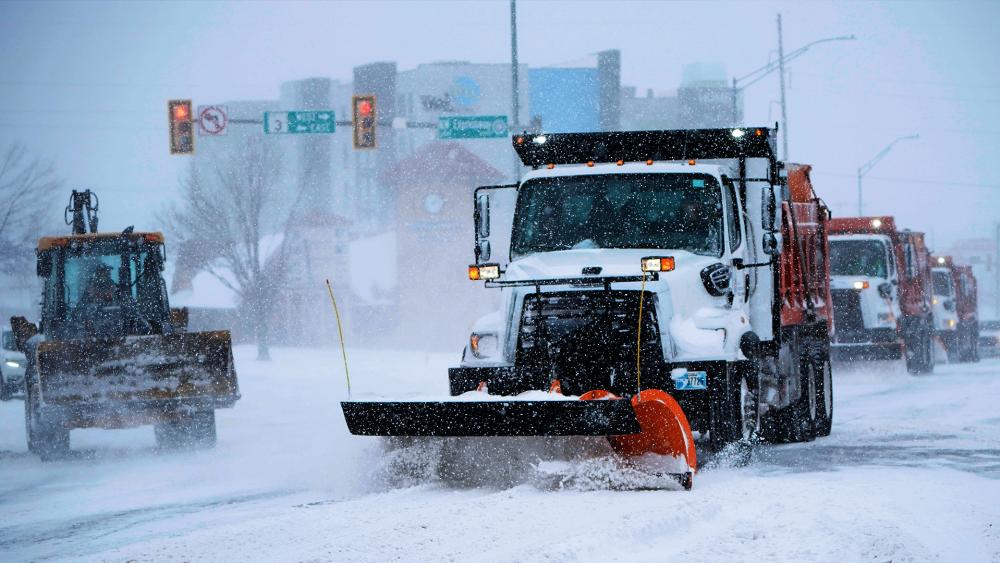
[933,270,953,296]
[829,239,890,278]
[510,173,724,259]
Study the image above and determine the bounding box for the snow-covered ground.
[1,347,999,562]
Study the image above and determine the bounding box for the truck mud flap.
[341,400,642,437]
[36,331,238,406]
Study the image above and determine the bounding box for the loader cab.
[37,232,173,340]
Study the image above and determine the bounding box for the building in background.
[621,62,741,131]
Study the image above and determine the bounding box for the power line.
[812,171,1000,189]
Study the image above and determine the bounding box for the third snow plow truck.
[342,127,834,489]
[827,217,935,373]
[931,255,980,362]
[10,190,239,460]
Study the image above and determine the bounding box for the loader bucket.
[341,399,643,437]
[36,330,238,406]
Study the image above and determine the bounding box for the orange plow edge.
[581,389,697,490]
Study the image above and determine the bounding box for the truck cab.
[451,128,834,447]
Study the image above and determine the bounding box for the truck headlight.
[470,333,499,359]
[468,264,500,281]
[4,360,19,368]
[853,281,869,290]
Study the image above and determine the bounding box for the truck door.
[473,184,518,270]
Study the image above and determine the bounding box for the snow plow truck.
[10,190,239,460]
[341,127,834,489]
[827,217,936,373]
[930,255,980,362]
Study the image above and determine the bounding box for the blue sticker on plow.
[672,370,708,391]
[692,179,705,188]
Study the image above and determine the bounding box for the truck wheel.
[709,363,760,452]
[155,411,217,450]
[907,324,934,375]
[24,383,70,461]
[762,344,817,444]
[814,358,833,437]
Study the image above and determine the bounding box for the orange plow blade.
[582,388,697,489]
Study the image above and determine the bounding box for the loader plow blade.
[341,399,643,437]
[36,331,238,406]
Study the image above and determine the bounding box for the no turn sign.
[197,105,228,136]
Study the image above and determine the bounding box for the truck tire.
[24,381,70,461]
[762,342,818,443]
[155,411,217,450]
[814,357,833,437]
[708,363,760,452]
[905,322,934,375]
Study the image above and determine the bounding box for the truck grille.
[831,289,864,340]
[516,290,660,395]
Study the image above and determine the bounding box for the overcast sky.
[1,0,997,249]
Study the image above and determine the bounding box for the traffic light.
[168,99,194,155]
[352,95,376,149]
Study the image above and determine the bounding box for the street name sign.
[438,115,508,140]
[264,111,336,134]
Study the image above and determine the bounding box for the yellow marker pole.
[636,273,647,402]
[325,279,351,398]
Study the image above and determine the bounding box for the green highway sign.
[264,111,335,134]
[438,115,508,140]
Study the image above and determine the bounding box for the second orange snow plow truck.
[341,128,834,489]
[827,217,935,373]
[11,190,239,460]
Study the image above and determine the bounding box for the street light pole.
[510,0,520,180]
[856,134,919,215]
[777,14,789,160]
[730,27,855,137]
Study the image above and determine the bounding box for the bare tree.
[0,143,61,275]
[163,136,303,361]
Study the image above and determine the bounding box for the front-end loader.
[11,190,239,460]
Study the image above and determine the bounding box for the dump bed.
[35,330,238,408]
[779,165,832,329]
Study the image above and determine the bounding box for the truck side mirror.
[476,240,492,263]
[10,316,38,352]
[762,233,779,256]
[475,193,490,239]
[761,189,777,233]
[36,254,51,277]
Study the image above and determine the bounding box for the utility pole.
[995,222,999,319]
[510,0,520,180]
[777,14,789,160]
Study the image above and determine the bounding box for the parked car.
[979,320,1000,359]
[1,325,27,400]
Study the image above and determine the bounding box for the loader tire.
[709,362,760,453]
[24,381,70,461]
[0,371,10,401]
[155,410,217,450]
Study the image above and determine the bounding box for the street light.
[857,134,919,215]
[731,18,855,159]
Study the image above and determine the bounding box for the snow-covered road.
[1,347,998,562]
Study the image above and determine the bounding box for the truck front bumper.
[831,327,902,361]
[449,360,730,431]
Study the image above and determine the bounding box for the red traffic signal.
[352,94,376,150]
[168,99,194,155]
